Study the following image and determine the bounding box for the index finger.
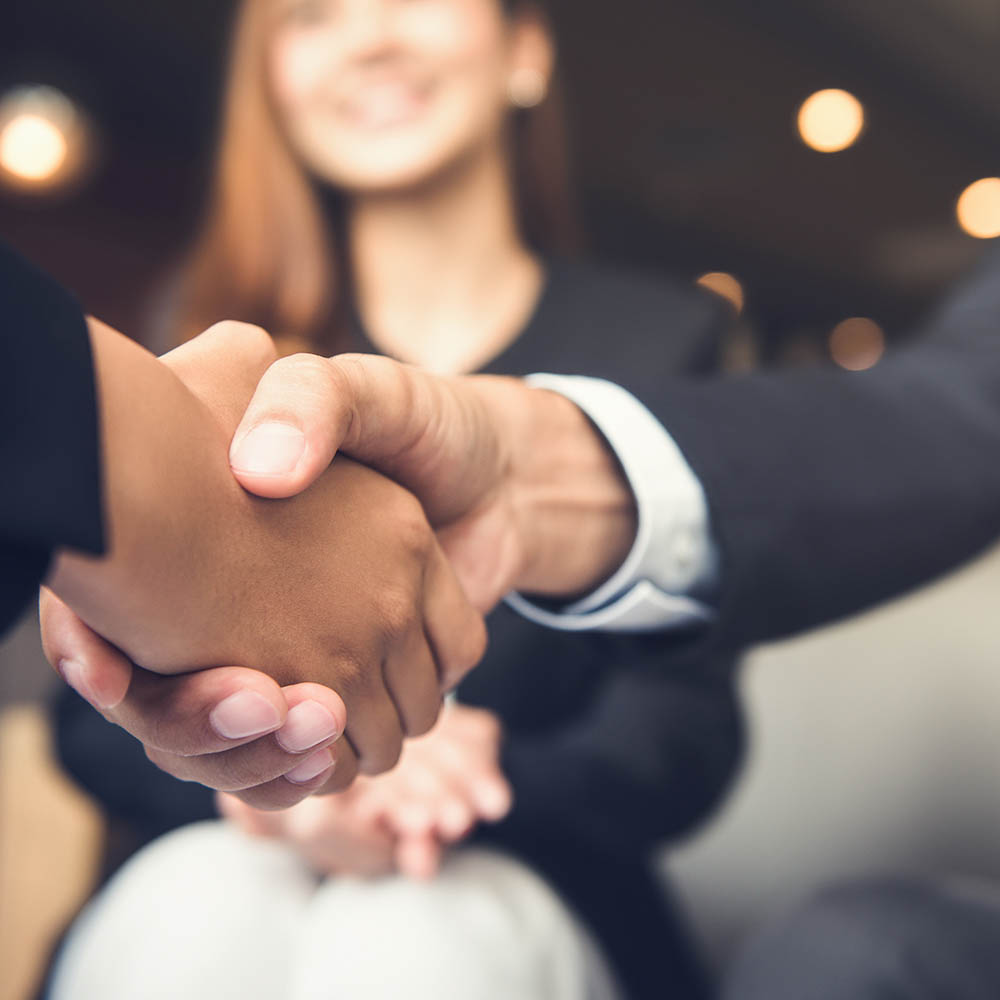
[42,586,292,756]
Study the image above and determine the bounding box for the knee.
[295,848,591,999]
[92,821,312,915]
[50,822,312,1000]
[307,847,572,955]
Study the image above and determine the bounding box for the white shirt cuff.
[504,375,718,633]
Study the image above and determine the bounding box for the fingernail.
[285,748,335,784]
[230,423,306,478]
[275,701,340,754]
[210,691,283,740]
[59,658,119,711]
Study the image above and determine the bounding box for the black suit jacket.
[0,242,103,636]
[641,246,1000,655]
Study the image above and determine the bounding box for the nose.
[340,0,396,58]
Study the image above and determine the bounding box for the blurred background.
[3,0,999,358]
[2,0,1000,997]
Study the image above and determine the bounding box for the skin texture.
[230,353,637,609]
[44,321,486,807]
[44,351,632,811]
[219,702,511,879]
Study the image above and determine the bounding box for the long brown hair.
[176,0,580,352]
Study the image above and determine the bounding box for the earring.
[508,68,547,109]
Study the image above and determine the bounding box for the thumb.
[228,352,361,499]
[228,353,502,525]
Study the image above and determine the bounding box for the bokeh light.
[696,271,745,314]
[0,114,68,182]
[829,317,885,371]
[956,178,1000,240]
[797,89,865,153]
[0,86,93,193]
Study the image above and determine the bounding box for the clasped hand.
[42,323,488,808]
[43,322,634,807]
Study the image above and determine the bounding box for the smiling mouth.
[336,81,431,130]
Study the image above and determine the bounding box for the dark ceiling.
[3,0,999,350]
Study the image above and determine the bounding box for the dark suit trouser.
[723,877,1000,1000]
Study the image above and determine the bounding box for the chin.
[319,146,474,196]
[331,161,446,194]
[304,116,491,197]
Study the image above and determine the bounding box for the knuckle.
[136,696,212,758]
[359,729,403,777]
[327,654,374,705]
[407,694,444,738]
[442,616,487,683]
[143,744,188,781]
[176,746,284,794]
[215,757,270,792]
[387,491,433,560]
[143,708,173,755]
[376,587,419,643]
[334,352,391,398]
[263,354,346,427]
[207,321,277,366]
[280,351,337,386]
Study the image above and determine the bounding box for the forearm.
[656,345,1000,647]
[47,319,252,671]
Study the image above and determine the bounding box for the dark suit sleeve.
[632,247,1000,651]
[489,654,743,858]
[0,242,104,635]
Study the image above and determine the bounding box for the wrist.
[503,385,637,599]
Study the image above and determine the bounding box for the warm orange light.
[957,178,1000,240]
[0,113,68,182]
[829,317,885,371]
[0,86,94,194]
[797,89,865,153]
[696,272,745,314]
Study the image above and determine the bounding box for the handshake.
[42,320,637,809]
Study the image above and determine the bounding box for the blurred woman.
[49,1,743,998]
